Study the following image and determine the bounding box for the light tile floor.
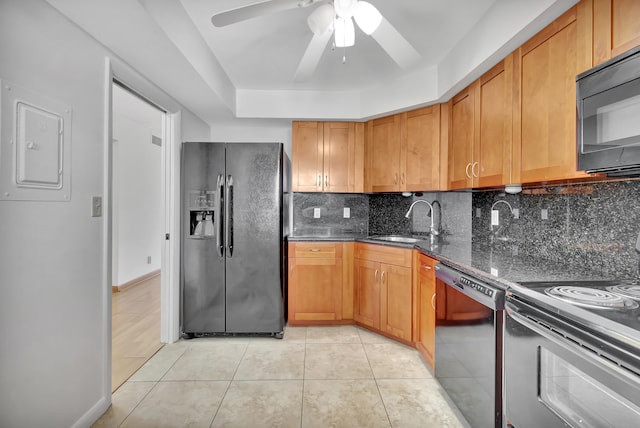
[93,325,470,428]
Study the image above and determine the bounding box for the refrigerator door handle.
[226,174,234,257]
[215,174,224,258]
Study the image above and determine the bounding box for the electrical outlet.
[476,208,482,218]
[343,207,350,218]
[541,208,549,220]
[490,267,499,277]
[512,208,520,219]
[491,210,500,226]
[313,207,321,218]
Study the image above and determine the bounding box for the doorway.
[111,82,165,391]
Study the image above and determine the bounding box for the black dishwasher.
[434,263,506,428]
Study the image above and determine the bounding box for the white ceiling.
[45,0,579,125]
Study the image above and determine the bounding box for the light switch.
[512,208,520,219]
[92,196,102,217]
[313,207,321,218]
[343,207,350,218]
[541,208,548,220]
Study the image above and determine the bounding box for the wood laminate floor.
[112,275,162,392]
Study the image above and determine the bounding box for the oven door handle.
[507,307,639,385]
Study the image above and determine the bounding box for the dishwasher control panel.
[435,263,505,310]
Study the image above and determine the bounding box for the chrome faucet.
[404,199,440,236]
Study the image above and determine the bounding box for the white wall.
[112,87,163,285]
[0,1,209,427]
[209,118,293,159]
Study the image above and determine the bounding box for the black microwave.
[577,45,640,176]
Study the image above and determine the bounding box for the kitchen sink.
[368,235,423,244]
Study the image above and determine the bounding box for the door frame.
[102,56,182,396]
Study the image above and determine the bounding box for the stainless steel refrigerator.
[181,142,289,338]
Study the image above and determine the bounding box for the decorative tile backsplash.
[472,180,640,279]
[292,180,640,279]
[292,193,369,236]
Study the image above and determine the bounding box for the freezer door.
[224,143,284,333]
[181,142,226,333]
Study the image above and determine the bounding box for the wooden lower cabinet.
[288,242,353,325]
[415,252,437,369]
[354,243,413,342]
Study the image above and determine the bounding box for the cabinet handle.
[422,264,432,270]
[472,161,479,178]
[401,173,405,184]
[394,173,398,184]
[325,175,328,187]
[309,248,320,252]
[465,162,472,178]
[431,294,436,310]
[374,269,379,281]
[381,271,386,284]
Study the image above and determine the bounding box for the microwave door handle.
[215,174,224,258]
[225,174,233,258]
[507,308,638,385]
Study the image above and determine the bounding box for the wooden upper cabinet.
[367,114,402,192]
[475,56,513,188]
[447,83,476,190]
[367,106,441,192]
[404,106,441,191]
[593,0,640,66]
[291,121,363,193]
[447,57,513,190]
[512,5,592,183]
[292,121,323,192]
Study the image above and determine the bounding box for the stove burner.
[545,286,639,310]
[607,284,640,301]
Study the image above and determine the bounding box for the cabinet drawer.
[417,253,437,280]
[355,243,412,267]
[289,242,343,258]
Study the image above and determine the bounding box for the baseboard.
[112,269,160,293]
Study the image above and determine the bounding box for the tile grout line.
[116,380,159,428]
[208,341,250,427]
[360,333,394,428]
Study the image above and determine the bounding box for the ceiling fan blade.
[370,16,421,69]
[294,30,333,82]
[211,0,323,27]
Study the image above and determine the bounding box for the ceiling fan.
[211,0,421,81]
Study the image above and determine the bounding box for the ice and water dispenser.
[187,190,216,238]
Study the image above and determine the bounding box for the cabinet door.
[289,257,343,321]
[368,114,402,192]
[418,259,436,367]
[448,84,476,189]
[593,0,640,65]
[404,106,441,191]
[514,6,592,183]
[380,263,412,341]
[292,121,323,192]
[323,122,355,192]
[475,57,513,188]
[354,258,380,329]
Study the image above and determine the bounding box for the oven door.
[504,299,640,428]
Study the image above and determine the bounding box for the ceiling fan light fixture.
[334,0,358,19]
[307,3,334,35]
[334,16,355,47]
[354,1,381,35]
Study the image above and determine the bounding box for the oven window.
[539,347,640,427]
[582,77,640,153]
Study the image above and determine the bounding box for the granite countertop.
[288,233,612,291]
